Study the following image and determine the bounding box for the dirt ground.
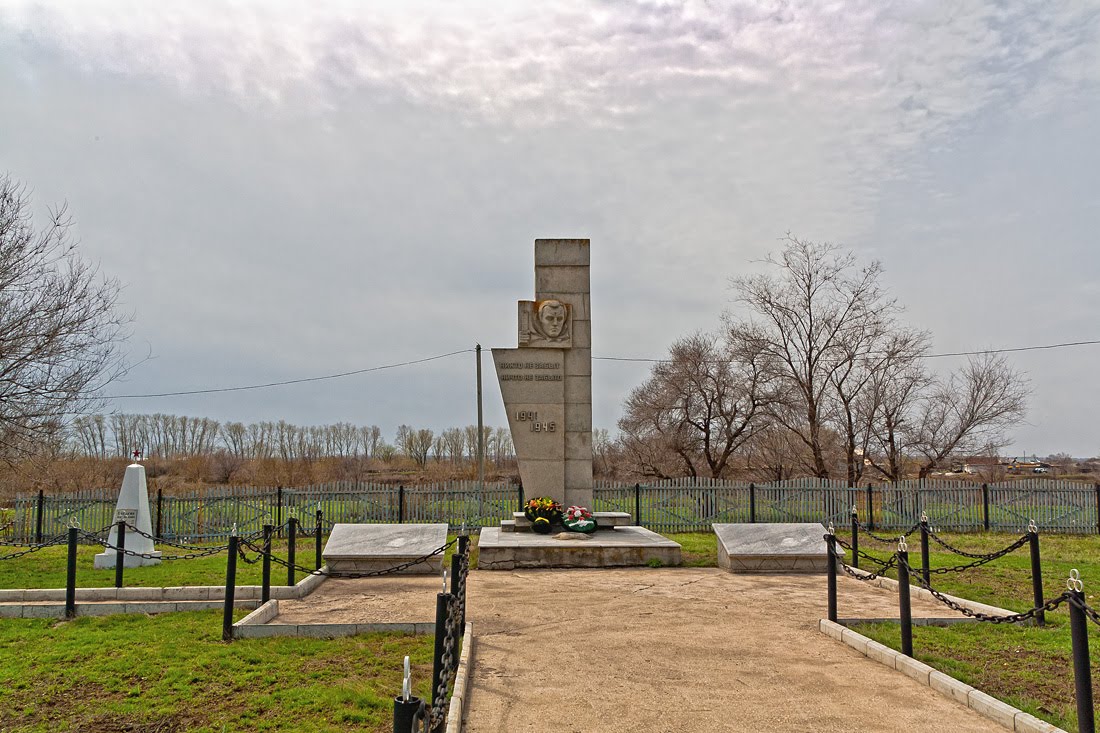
[269,575,443,624]
[462,568,1005,733]
[270,569,1007,732]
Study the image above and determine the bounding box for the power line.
[105,337,1100,400]
[592,338,1100,364]
[108,349,473,399]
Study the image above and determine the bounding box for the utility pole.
[476,344,484,487]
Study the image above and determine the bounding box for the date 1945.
[516,411,556,433]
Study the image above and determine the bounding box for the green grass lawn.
[835,529,1100,732]
[0,610,435,732]
[666,532,718,567]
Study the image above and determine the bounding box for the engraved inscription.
[499,360,563,382]
[516,410,557,433]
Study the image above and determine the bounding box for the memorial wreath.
[524,497,562,534]
[562,505,597,533]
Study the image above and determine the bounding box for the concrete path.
[462,568,1005,733]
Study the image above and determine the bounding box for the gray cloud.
[1,0,1099,455]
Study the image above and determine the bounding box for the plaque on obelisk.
[494,239,593,508]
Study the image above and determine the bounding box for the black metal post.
[114,520,126,589]
[898,549,913,657]
[393,695,423,733]
[398,485,406,523]
[634,483,641,526]
[749,483,756,523]
[287,517,297,587]
[431,590,454,719]
[1070,587,1095,733]
[276,486,283,538]
[1028,524,1044,625]
[866,484,874,531]
[451,552,462,633]
[155,488,163,538]
[35,489,45,544]
[315,509,323,570]
[65,526,78,619]
[850,507,859,570]
[1095,484,1100,535]
[517,483,524,512]
[222,530,239,642]
[826,532,837,623]
[982,484,990,531]
[920,517,930,585]
[457,533,469,632]
[261,523,273,604]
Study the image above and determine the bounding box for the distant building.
[962,456,1001,474]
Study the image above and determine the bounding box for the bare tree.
[0,176,128,459]
[618,331,776,479]
[730,236,897,479]
[909,352,1029,478]
[864,332,932,481]
[409,429,434,468]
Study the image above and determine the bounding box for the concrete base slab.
[477,526,680,569]
[93,550,163,569]
[714,523,841,574]
[322,523,448,575]
[509,511,633,531]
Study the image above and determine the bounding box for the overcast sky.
[2,0,1098,457]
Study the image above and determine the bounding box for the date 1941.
[516,411,556,433]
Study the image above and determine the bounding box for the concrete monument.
[493,240,592,508]
[94,463,162,569]
[479,239,682,568]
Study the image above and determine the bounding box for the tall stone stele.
[93,463,162,569]
[493,239,593,508]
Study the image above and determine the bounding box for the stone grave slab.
[478,526,681,569]
[322,523,448,575]
[713,523,842,574]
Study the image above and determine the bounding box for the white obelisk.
[94,463,162,568]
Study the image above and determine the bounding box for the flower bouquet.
[562,505,597,533]
[523,496,562,534]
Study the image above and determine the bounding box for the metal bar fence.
[4,478,1100,542]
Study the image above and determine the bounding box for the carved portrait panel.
[517,299,572,348]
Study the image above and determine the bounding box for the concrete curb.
[232,619,436,639]
[819,619,1065,732]
[446,623,475,733]
[846,567,1017,618]
[0,568,329,618]
[0,599,259,619]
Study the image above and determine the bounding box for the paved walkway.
[462,568,1004,733]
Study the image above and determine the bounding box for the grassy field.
[5,528,1098,730]
[834,529,1100,732]
[0,610,435,732]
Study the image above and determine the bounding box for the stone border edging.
[846,567,1016,617]
[231,600,436,639]
[446,622,474,733]
[819,619,1064,733]
[0,599,258,619]
[0,567,328,603]
[0,569,327,620]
